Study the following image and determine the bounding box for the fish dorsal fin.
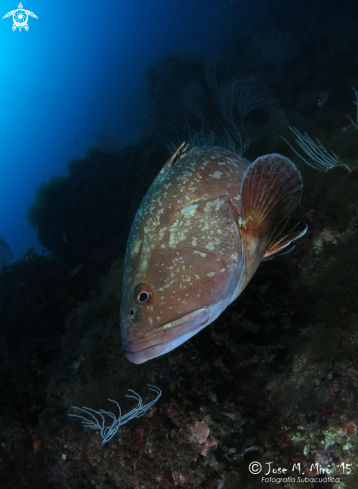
[262,216,307,261]
[154,142,198,183]
[239,154,303,238]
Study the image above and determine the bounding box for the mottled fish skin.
[120,146,306,364]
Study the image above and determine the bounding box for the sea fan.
[69,385,161,445]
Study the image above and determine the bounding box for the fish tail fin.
[240,153,303,238]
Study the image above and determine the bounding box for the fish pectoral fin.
[263,216,307,261]
[240,153,303,238]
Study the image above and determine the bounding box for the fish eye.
[133,283,154,306]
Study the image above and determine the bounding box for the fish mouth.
[123,307,211,364]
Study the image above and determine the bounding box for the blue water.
[0,0,241,260]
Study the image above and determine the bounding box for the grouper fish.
[120,144,307,364]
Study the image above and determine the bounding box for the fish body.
[120,145,307,364]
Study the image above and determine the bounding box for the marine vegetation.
[280,126,351,172]
[346,87,358,130]
[69,385,161,445]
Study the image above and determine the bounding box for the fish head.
[120,195,244,364]
[120,247,240,364]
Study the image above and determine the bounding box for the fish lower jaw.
[123,307,211,364]
[125,325,209,364]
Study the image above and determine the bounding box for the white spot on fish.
[201,222,209,231]
[205,241,215,251]
[181,203,198,217]
[204,198,223,212]
[209,171,223,178]
[207,272,215,277]
[130,239,142,257]
[194,250,207,257]
[158,227,167,238]
[139,256,149,273]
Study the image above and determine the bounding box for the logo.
[3,3,38,31]
[249,462,262,474]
